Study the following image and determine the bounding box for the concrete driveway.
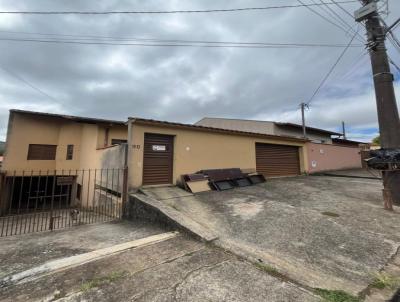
[143,175,400,297]
[0,221,319,302]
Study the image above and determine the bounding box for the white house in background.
[196,117,342,144]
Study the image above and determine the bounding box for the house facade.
[196,117,363,173]
[0,109,369,236]
[127,118,307,189]
[1,110,309,207]
[196,117,340,144]
[0,110,128,217]
[2,109,127,172]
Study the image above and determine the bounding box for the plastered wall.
[307,142,362,173]
[128,122,307,189]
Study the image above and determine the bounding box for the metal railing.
[0,168,127,237]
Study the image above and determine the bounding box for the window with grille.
[66,144,74,160]
[27,144,57,160]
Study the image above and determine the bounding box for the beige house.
[1,110,309,195]
[2,109,127,172]
[196,117,341,144]
[196,117,363,173]
[0,109,366,231]
[0,110,128,216]
[127,118,307,189]
[0,110,366,236]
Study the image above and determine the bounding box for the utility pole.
[342,121,346,139]
[356,1,400,208]
[300,102,308,138]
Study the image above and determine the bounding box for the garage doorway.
[143,133,174,185]
[256,143,300,177]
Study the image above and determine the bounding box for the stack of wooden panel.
[181,168,266,193]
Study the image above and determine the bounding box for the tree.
[372,136,380,146]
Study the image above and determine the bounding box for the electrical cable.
[319,0,366,42]
[0,65,59,103]
[0,29,364,47]
[0,36,363,49]
[306,28,359,105]
[297,0,354,34]
[0,1,360,14]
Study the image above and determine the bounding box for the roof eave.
[129,117,308,143]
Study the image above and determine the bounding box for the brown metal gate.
[0,168,127,237]
[256,143,300,177]
[143,133,174,185]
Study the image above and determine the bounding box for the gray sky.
[0,0,399,142]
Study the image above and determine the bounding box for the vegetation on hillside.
[0,141,5,156]
[372,136,380,145]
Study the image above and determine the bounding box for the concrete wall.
[128,122,307,189]
[307,142,362,173]
[96,144,126,192]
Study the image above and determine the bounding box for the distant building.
[196,117,341,144]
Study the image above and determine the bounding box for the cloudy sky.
[0,0,399,142]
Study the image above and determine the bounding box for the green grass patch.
[254,262,278,275]
[314,288,360,302]
[80,271,126,292]
[321,212,340,217]
[370,272,400,290]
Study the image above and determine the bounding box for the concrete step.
[128,193,218,243]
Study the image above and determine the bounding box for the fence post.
[49,170,56,231]
[0,172,5,216]
[122,167,128,218]
[121,143,129,218]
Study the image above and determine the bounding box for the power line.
[389,56,400,73]
[296,0,353,34]
[330,0,355,19]
[340,50,369,79]
[319,0,355,30]
[316,0,354,30]
[0,36,363,49]
[318,0,366,42]
[0,65,59,103]
[0,29,364,47]
[306,28,359,105]
[0,1,360,14]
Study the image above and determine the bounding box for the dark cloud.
[0,0,399,142]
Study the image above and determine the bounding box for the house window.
[66,145,74,160]
[27,144,57,160]
[111,139,127,145]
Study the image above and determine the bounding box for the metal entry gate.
[143,133,174,185]
[256,143,301,177]
[0,168,127,237]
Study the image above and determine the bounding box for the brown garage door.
[256,143,300,177]
[143,133,174,185]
